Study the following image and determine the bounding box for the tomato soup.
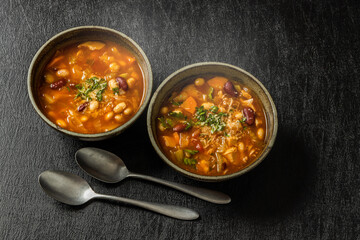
[156,76,266,176]
[38,40,144,134]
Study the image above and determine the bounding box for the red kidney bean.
[224,81,238,97]
[173,123,186,132]
[77,102,89,112]
[243,107,255,125]
[50,79,66,89]
[116,77,128,91]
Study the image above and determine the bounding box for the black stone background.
[1,0,359,239]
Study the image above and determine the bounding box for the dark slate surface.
[1,0,359,239]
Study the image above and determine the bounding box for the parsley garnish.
[238,117,247,123]
[195,106,207,122]
[184,158,197,167]
[74,77,107,101]
[158,117,173,129]
[210,105,219,113]
[113,87,119,95]
[184,121,192,130]
[208,87,214,100]
[195,106,228,134]
[169,111,186,119]
[184,149,199,155]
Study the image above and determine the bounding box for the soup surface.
[38,40,144,134]
[156,76,266,176]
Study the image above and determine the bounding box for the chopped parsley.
[169,111,186,119]
[210,105,219,113]
[184,121,192,130]
[75,77,107,101]
[184,158,197,167]
[238,117,247,123]
[184,149,199,155]
[195,106,228,134]
[195,106,207,122]
[208,87,214,100]
[158,117,173,129]
[113,87,119,95]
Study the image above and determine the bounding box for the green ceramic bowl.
[147,62,278,181]
[28,26,152,141]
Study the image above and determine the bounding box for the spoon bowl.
[76,147,231,204]
[76,148,129,183]
[39,170,96,205]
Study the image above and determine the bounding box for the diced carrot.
[163,136,177,147]
[207,77,228,90]
[180,96,197,114]
[47,56,65,68]
[173,132,180,144]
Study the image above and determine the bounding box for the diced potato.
[44,72,55,84]
[198,160,209,173]
[174,149,184,162]
[43,93,55,104]
[179,133,190,148]
[78,41,105,50]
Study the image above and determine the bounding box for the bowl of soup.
[147,62,277,181]
[28,26,152,141]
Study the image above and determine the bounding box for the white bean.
[113,102,126,113]
[89,101,99,111]
[56,69,69,78]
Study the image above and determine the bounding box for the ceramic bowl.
[147,62,277,181]
[28,26,152,141]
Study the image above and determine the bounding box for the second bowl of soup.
[147,62,277,181]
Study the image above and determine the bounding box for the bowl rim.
[27,25,153,139]
[147,62,278,181]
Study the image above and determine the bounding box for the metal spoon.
[75,147,231,204]
[38,170,199,220]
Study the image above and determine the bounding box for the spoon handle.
[94,194,199,220]
[128,173,231,204]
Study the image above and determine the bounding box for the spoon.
[75,147,231,204]
[39,170,199,220]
